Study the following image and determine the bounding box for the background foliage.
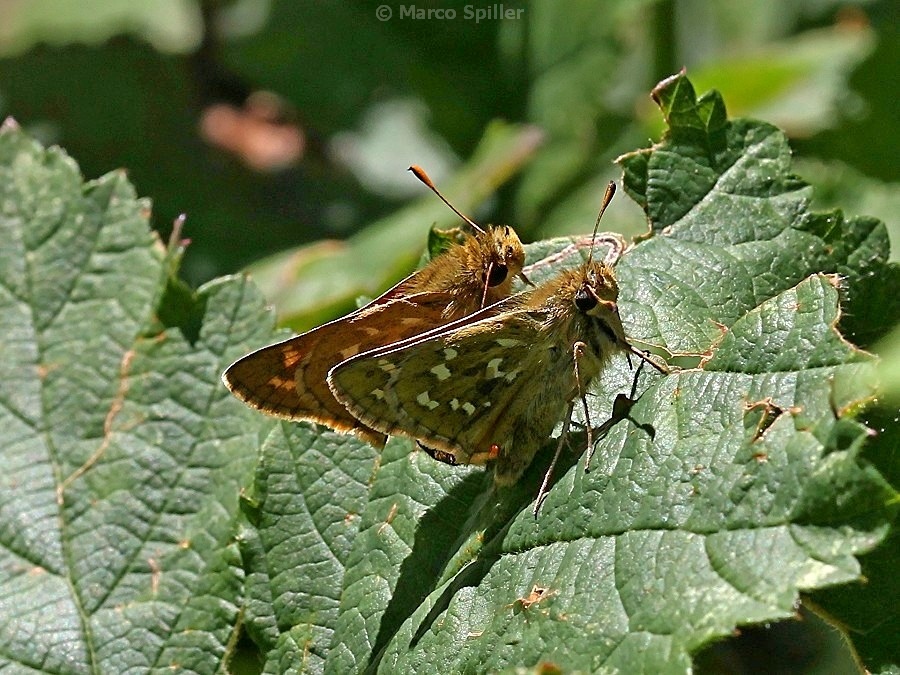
[0,1,896,674]
[0,1,896,290]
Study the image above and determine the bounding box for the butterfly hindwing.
[328,308,562,474]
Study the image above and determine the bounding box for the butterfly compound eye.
[487,263,508,287]
[574,288,597,312]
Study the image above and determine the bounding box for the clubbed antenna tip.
[408,165,485,234]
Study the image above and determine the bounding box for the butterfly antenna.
[585,181,616,266]
[409,165,485,234]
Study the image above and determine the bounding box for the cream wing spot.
[450,398,460,410]
[339,344,363,360]
[443,348,458,360]
[400,317,427,327]
[496,338,522,348]
[462,402,476,415]
[416,391,440,410]
[430,363,452,381]
[372,388,385,400]
[485,357,506,379]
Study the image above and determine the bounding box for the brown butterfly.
[327,182,666,505]
[222,166,530,446]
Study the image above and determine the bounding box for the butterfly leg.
[533,402,574,517]
[533,340,591,516]
[624,342,669,374]
[584,357,651,470]
[571,341,595,472]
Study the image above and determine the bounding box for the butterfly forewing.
[328,263,628,483]
[328,312,532,461]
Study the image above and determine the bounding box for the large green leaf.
[0,119,271,672]
[236,75,896,673]
[0,71,895,674]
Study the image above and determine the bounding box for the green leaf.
[377,276,888,674]
[240,423,379,674]
[0,120,270,672]
[618,74,896,350]
[2,70,896,674]
[226,74,895,674]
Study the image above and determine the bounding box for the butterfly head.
[484,225,530,290]
[407,165,531,298]
[573,261,627,350]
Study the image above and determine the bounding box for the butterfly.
[222,166,530,447]
[327,182,666,503]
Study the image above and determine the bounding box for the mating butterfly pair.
[223,170,664,503]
